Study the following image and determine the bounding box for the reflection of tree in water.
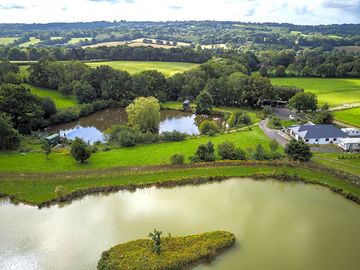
[194,114,225,129]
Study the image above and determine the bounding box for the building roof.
[338,137,360,144]
[290,124,347,139]
[341,128,359,132]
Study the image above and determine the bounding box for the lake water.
[49,108,224,144]
[0,178,359,270]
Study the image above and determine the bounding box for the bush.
[160,131,187,142]
[54,185,68,197]
[195,141,215,162]
[70,137,91,163]
[252,144,268,160]
[118,129,138,147]
[217,141,247,160]
[49,108,78,124]
[285,139,312,161]
[138,131,159,144]
[228,111,252,128]
[170,154,185,165]
[268,116,282,129]
[199,120,220,136]
[263,105,273,116]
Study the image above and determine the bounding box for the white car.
[289,115,296,120]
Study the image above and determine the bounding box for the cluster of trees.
[28,58,297,108]
[259,48,360,78]
[2,45,212,63]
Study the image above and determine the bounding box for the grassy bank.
[312,153,360,176]
[0,126,270,173]
[0,162,359,205]
[334,107,360,127]
[98,231,235,270]
[24,84,77,109]
[85,61,198,76]
[270,78,360,106]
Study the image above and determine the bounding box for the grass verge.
[97,231,235,270]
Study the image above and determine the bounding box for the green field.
[67,37,91,44]
[0,126,271,173]
[334,107,360,127]
[270,78,360,106]
[312,153,360,176]
[86,61,199,76]
[19,37,41,47]
[0,37,18,45]
[24,84,77,109]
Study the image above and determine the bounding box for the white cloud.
[0,0,358,24]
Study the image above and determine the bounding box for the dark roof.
[298,125,347,139]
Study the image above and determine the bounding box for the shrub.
[160,131,187,142]
[285,139,312,161]
[268,116,282,129]
[269,139,280,152]
[49,108,78,124]
[252,144,268,160]
[118,129,138,147]
[263,105,273,116]
[170,154,185,165]
[228,111,252,128]
[138,131,159,144]
[70,137,91,163]
[199,120,220,136]
[54,185,68,197]
[195,141,215,162]
[217,141,247,160]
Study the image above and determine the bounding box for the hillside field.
[85,61,198,76]
[334,107,360,127]
[0,37,18,45]
[19,37,41,47]
[270,78,360,106]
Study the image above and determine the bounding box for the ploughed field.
[270,78,360,107]
[85,60,199,76]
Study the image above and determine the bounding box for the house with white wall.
[288,122,348,145]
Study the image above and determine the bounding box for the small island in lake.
[97,231,236,270]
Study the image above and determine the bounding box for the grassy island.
[97,231,236,270]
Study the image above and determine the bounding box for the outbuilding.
[338,137,360,151]
[45,133,60,145]
[341,128,360,137]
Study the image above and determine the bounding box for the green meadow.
[334,107,360,127]
[19,37,41,47]
[24,84,77,109]
[67,37,92,44]
[86,61,198,76]
[312,153,360,176]
[0,37,18,45]
[270,78,360,106]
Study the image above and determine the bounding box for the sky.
[0,0,359,25]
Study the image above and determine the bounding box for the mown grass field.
[19,37,41,47]
[0,37,18,45]
[270,78,360,106]
[86,61,198,76]
[0,126,270,173]
[67,37,91,44]
[334,107,360,127]
[24,84,77,109]
[312,153,360,176]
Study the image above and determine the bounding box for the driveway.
[259,119,289,146]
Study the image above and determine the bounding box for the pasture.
[83,38,190,49]
[67,37,91,44]
[270,78,360,106]
[19,37,41,47]
[86,60,198,76]
[334,107,360,127]
[0,37,18,45]
[25,84,77,109]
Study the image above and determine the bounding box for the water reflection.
[49,108,224,144]
[0,179,359,270]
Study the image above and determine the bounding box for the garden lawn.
[24,84,77,109]
[85,61,198,76]
[334,107,360,127]
[0,126,271,173]
[270,78,360,106]
[312,153,360,177]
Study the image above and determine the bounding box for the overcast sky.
[0,0,359,24]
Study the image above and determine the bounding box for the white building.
[288,122,348,145]
[338,137,360,151]
[341,128,360,137]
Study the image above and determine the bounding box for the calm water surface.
[0,179,359,270]
[48,108,223,144]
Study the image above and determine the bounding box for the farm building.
[338,138,360,151]
[288,122,347,144]
[341,128,360,137]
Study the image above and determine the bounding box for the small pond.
[0,178,359,270]
[48,108,224,144]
